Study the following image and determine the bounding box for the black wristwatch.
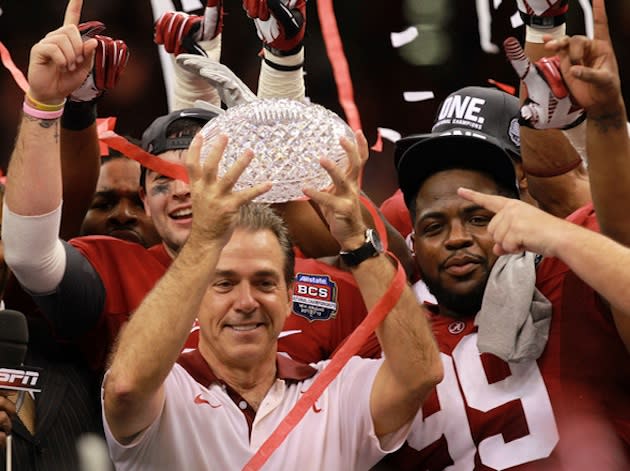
[339,229,384,267]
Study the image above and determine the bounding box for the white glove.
[504,37,584,129]
[176,54,258,108]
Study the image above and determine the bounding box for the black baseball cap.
[395,86,521,208]
[141,108,218,155]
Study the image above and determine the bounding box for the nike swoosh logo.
[194,394,221,408]
[278,330,302,339]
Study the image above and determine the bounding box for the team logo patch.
[448,321,466,335]
[292,273,338,322]
[508,117,520,148]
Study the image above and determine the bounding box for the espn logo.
[0,367,42,393]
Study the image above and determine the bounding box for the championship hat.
[141,108,219,155]
[395,86,521,207]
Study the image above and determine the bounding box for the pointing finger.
[63,0,83,27]
[457,187,508,213]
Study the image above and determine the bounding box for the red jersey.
[381,204,630,470]
[279,257,381,364]
[380,189,413,239]
[70,237,174,370]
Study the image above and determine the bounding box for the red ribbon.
[96,117,117,156]
[371,129,384,152]
[242,256,406,471]
[98,129,189,182]
[0,41,29,92]
[317,0,362,133]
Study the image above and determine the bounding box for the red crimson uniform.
[380,189,413,240]
[68,237,175,370]
[280,256,380,363]
[380,204,630,470]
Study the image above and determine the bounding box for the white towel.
[475,252,552,362]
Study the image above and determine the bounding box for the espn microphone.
[0,309,41,395]
[0,309,28,471]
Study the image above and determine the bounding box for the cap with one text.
[395,86,521,208]
[141,108,218,155]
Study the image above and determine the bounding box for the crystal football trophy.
[199,98,355,203]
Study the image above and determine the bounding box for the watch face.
[368,229,384,253]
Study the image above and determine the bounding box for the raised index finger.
[593,0,611,43]
[63,0,83,26]
[457,187,507,213]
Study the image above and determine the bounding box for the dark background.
[0,1,628,204]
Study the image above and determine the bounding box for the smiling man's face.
[197,228,293,370]
[411,169,500,317]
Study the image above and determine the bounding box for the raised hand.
[504,36,584,129]
[457,187,566,257]
[154,0,224,56]
[27,0,98,105]
[543,0,621,116]
[242,0,306,56]
[185,134,272,246]
[302,131,366,249]
[69,23,129,102]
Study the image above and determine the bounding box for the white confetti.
[403,91,435,103]
[377,127,402,143]
[181,0,203,12]
[510,11,523,28]
[390,27,418,49]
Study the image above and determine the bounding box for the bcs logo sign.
[292,273,338,322]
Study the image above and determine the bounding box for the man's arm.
[103,215,218,442]
[304,131,442,439]
[2,1,108,333]
[545,0,630,245]
[103,135,271,442]
[4,0,96,218]
[505,0,591,217]
[459,187,630,350]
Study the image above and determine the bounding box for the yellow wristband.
[25,91,66,112]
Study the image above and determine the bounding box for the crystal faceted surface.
[199,98,355,203]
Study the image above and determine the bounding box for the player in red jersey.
[376,2,630,467]
[379,115,630,471]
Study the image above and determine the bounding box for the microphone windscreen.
[0,309,29,366]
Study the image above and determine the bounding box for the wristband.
[61,100,97,131]
[23,101,63,120]
[25,92,66,112]
[520,12,567,28]
[262,57,303,72]
[525,24,566,44]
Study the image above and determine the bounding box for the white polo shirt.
[103,353,409,470]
